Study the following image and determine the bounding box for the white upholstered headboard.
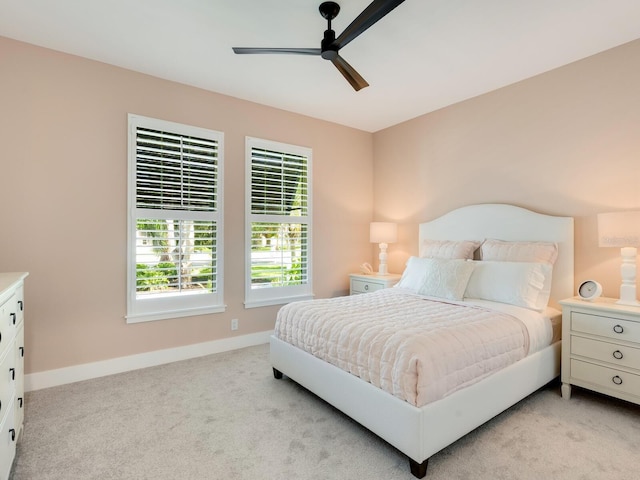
[419,204,574,305]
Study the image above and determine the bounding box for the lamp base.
[617,247,639,306]
[617,284,640,306]
[378,242,389,275]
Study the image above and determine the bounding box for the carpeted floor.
[10,344,640,479]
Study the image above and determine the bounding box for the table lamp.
[370,222,397,275]
[598,211,640,306]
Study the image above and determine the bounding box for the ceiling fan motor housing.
[321,29,338,60]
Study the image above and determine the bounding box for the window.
[245,137,313,308]
[127,114,224,323]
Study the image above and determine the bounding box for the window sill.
[126,304,227,323]
[244,294,314,309]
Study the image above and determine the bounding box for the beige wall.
[0,37,374,374]
[373,39,640,298]
[3,34,640,376]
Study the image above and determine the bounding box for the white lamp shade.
[370,222,397,244]
[598,211,640,247]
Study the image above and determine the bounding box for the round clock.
[577,280,602,301]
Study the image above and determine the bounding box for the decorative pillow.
[420,239,481,260]
[396,256,430,293]
[464,261,552,311]
[480,239,558,265]
[417,258,476,301]
[396,257,476,299]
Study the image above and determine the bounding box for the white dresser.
[0,272,27,480]
[349,273,401,295]
[560,296,640,405]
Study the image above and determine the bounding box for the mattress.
[274,288,559,407]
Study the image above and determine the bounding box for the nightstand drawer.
[571,311,640,343]
[571,359,640,398]
[351,279,384,294]
[571,336,640,370]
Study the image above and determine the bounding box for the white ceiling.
[2,0,640,132]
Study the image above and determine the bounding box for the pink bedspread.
[274,289,530,407]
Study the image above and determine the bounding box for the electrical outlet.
[231,318,239,331]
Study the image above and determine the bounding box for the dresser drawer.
[0,345,16,425]
[0,398,16,480]
[14,286,24,329]
[570,359,640,398]
[571,335,640,371]
[351,279,384,294]
[0,294,16,356]
[571,311,640,343]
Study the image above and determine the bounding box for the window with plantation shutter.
[245,137,313,308]
[127,114,224,323]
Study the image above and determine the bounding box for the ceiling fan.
[232,0,405,91]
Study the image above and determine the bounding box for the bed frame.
[270,204,574,477]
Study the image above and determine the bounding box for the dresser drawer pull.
[18,300,23,311]
[612,350,624,360]
[612,375,623,385]
[19,397,23,408]
[10,313,16,325]
[9,428,16,442]
[20,346,24,357]
[10,368,15,380]
[364,285,369,291]
[613,324,624,334]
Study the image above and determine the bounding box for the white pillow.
[420,239,481,260]
[480,239,558,265]
[417,258,476,301]
[396,257,476,300]
[396,256,429,292]
[464,261,552,311]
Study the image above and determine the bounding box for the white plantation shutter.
[245,137,313,308]
[135,127,219,212]
[127,115,224,323]
[250,148,309,216]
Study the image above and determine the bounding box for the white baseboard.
[25,330,272,392]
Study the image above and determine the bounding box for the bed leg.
[272,367,283,379]
[409,458,428,478]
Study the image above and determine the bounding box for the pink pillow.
[420,240,480,260]
[480,239,558,265]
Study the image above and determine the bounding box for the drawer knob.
[10,368,15,380]
[9,428,16,442]
[18,300,23,311]
[613,324,624,334]
[364,285,369,291]
[613,350,624,360]
[10,312,16,325]
[612,375,623,385]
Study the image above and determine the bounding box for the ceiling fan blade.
[335,0,405,49]
[233,47,321,55]
[331,55,369,91]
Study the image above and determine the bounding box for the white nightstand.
[559,296,640,405]
[349,273,401,295]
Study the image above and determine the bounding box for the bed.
[270,204,574,477]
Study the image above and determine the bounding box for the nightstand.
[349,273,401,295]
[559,297,640,405]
